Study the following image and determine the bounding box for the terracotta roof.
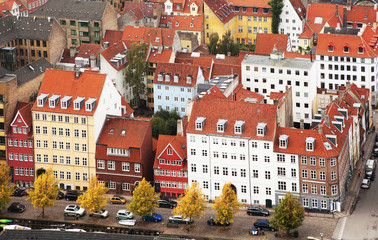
[182,0,202,14]
[154,62,200,87]
[156,135,187,161]
[121,1,158,19]
[0,0,27,18]
[100,40,128,71]
[203,0,235,24]
[193,57,213,80]
[8,101,32,135]
[122,26,175,48]
[60,44,101,64]
[201,85,227,100]
[160,14,203,32]
[229,85,264,103]
[290,0,305,20]
[346,5,377,28]
[211,63,241,79]
[254,33,288,56]
[186,98,277,140]
[148,49,173,63]
[193,44,209,54]
[32,69,107,116]
[230,0,270,8]
[316,33,377,58]
[284,52,312,59]
[121,95,134,116]
[101,30,124,47]
[153,138,158,152]
[269,89,289,108]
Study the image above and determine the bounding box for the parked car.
[207,217,230,226]
[366,169,376,181]
[65,190,80,201]
[11,188,27,197]
[372,148,378,157]
[168,215,193,224]
[361,178,371,189]
[89,209,109,218]
[375,133,378,141]
[56,191,65,200]
[109,195,126,204]
[64,205,86,217]
[247,206,270,216]
[142,213,162,222]
[116,209,133,220]
[253,219,276,231]
[157,199,177,209]
[7,202,26,213]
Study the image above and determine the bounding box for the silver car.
[361,178,371,189]
[116,209,134,220]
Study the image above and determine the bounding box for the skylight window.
[314,17,323,24]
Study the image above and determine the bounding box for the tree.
[212,183,241,225]
[217,31,240,56]
[269,0,284,34]
[77,175,109,214]
[0,165,14,212]
[127,178,159,217]
[151,109,180,139]
[27,168,59,218]
[173,181,206,222]
[125,42,149,108]
[207,32,219,55]
[269,192,305,235]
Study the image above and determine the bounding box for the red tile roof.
[160,14,203,32]
[122,26,176,48]
[60,44,101,64]
[101,30,124,46]
[231,0,270,8]
[148,49,173,63]
[193,57,213,80]
[269,89,289,108]
[186,98,277,140]
[100,40,127,71]
[284,52,312,59]
[121,1,158,19]
[156,135,187,161]
[316,33,377,58]
[229,85,264,103]
[8,101,32,135]
[201,85,227,100]
[290,0,305,20]
[154,62,200,87]
[32,69,106,116]
[182,0,202,14]
[193,44,209,54]
[347,5,378,28]
[254,33,288,56]
[0,0,27,18]
[204,0,235,24]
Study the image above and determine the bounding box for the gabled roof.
[8,101,32,135]
[0,0,27,18]
[186,98,277,140]
[231,0,270,8]
[254,33,288,56]
[182,0,202,14]
[30,0,107,21]
[122,26,176,47]
[14,58,53,87]
[148,48,173,63]
[229,85,264,103]
[289,0,305,20]
[203,0,235,24]
[316,33,377,57]
[156,134,187,161]
[346,5,378,28]
[201,85,227,100]
[154,62,199,87]
[32,69,107,116]
[60,44,101,64]
[100,40,128,71]
[160,14,203,32]
[121,1,158,19]
[101,30,124,46]
[269,89,289,108]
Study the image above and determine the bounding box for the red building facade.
[95,116,153,195]
[154,135,188,198]
[6,102,34,187]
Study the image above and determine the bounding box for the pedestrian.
[357,170,361,177]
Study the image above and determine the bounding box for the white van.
[366,159,376,171]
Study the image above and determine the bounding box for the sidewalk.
[341,130,376,216]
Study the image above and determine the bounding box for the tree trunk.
[42,207,45,218]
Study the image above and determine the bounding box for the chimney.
[273,99,278,105]
[336,23,341,30]
[90,54,96,69]
[103,41,109,49]
[335,4,339,18]
[227,52,231,56]
[321,108,326,119]
[318,124,323,134]
[347,0,351,10]
[69,46,76,58]
[325,115,330,127]
[343,7,347,27]
[300,119,305,129]
[375,4,377,10]
[75,69,81,78]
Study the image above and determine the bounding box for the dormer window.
[60,96,72,109]
[85,98,96,111]
[190,22,194,27]
[234,120,245,134]
[343,44,349,53]
[279,134,289,149]
[37,93,48,107]
[49,94,60,108]
[158,72,163,81]
[109,128,114,134]
[306,137,315,151]
[257,122,267,136]
[358,46,364,54]
[155,37,160,42]
[195,117,206,130]
[174,74,179,82]
[326,135,337,146]
[175,21,179,27]
[328,43,334,52]
[186,75,192,84]
[217,119,227,132]
[165,74,171,82]
[74,96,85,110]
[332,121,342,132]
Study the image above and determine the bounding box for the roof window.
[186,75,192,84]
[358,46,364,54]
[60,96,72,109]
[256,122,267,136]
[326,135,337,146]
[37,93,48,107]
[328,43,334,52]
[234,120,245,134]
[158,72,163,81]
[174,74,179,83]
[279,134,289,149]
[306,137,315,151]
[195,117,205,130]
[343,44,350,53]
[165,74,171,82]
[85,98,96,112]
[217,119,227,133]
[73,96,85,110]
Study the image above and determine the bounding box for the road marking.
[337,217,347,240]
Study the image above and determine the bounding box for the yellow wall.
[33,111,96,190]
[233,15,272,45]
[204,3,235,44]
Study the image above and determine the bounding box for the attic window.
[334,116,344,126]
[343,45,349,53]
[165,74,171,82]
[155,37,160,42]
[358,46,364,54]
[279,134,289,149]
[158,72,163,81]
[338,108,348,118]
[174,74,179,82]
[186,75,192,84]
[167,148,173,155]
[217,119,227,132]
[175,21,179,27]
[190,22,194,27]
[328,43,334,52]
[74,96,85,110]
[324,142,332,150]
[326,134,337,146]
[37,93,48,107]
[306,137,315,151]
[195,117,206,130]
[61,96,72,109]
[257,122,267,136]
[85,98,96,112]
[234,120,245,134]
[332,121,342,132]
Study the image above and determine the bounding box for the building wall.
[203,3,233,44]
[101,3,118,38]
[279,0,303,51]
[49,20,67,65]
[140,121,153,181]
[233,13,272,45]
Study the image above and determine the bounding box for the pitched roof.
[229,85,264,103]
[254,33,288,55]
[156,134,187,160]
[269,89,289,107]
[316,33,377,58]
[8,101,32,135]
[0,16,56,46]
[122,26,176,47]
[160,14,203,32]
[186,98,277,140]
[230,0,270,8]
[101,30,124,46]
[31,0,107,21]
[289,0,305,20]
[60,44,101,64]
[203,0,235,24]
[201,85,227,100]
[14,58,53,87]
[96,116,151,149]
[182,0,202,14]
[0,0,27,18]
[32,69,107,115]
[100,40,128,71]
[154,62,200,87]
[148,48,173,63]
[121,1,157,19]
[346,5,378,28]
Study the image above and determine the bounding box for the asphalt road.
[0,196,337,240]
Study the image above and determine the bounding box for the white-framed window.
[265,171,270,179]
[302,170,308,178]
[134,163,140,172]
[8,139,12,147]
[319,158,325,167]
[53,155,57,163]
[331,158,336,166]
[331,185,337,195]
[82,144,87,152]
[14,153,18,161]
[320,171,326,180]
[215,182,220,190]
[302,198,309,207]
[266,187,271,195]
[122,183,130,191]
[59,156,64,164]
[320,186,326,195]
[301,156,307,164]
[83,173,88,181]
[331,171,337,180]
[167,148,173,155]
[312,199,318,208]
[278,181,286,190]
[75,172,80,181]
[8,153,13,160]
[109,181,116,189]
[191,149,196,155]
[60,171,64,179]
[311,185,317,194]
[240,154,245,160]
[82,158,87,166]
[108,161,115,170]
[35,126,40,134]
[310,170,317,179]
[321,200,327,209]
[191,163,197,172]
[122,162,130,171]
[66,172,71,180]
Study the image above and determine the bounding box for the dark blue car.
[142,213,162,222]
[253,219,276,231]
